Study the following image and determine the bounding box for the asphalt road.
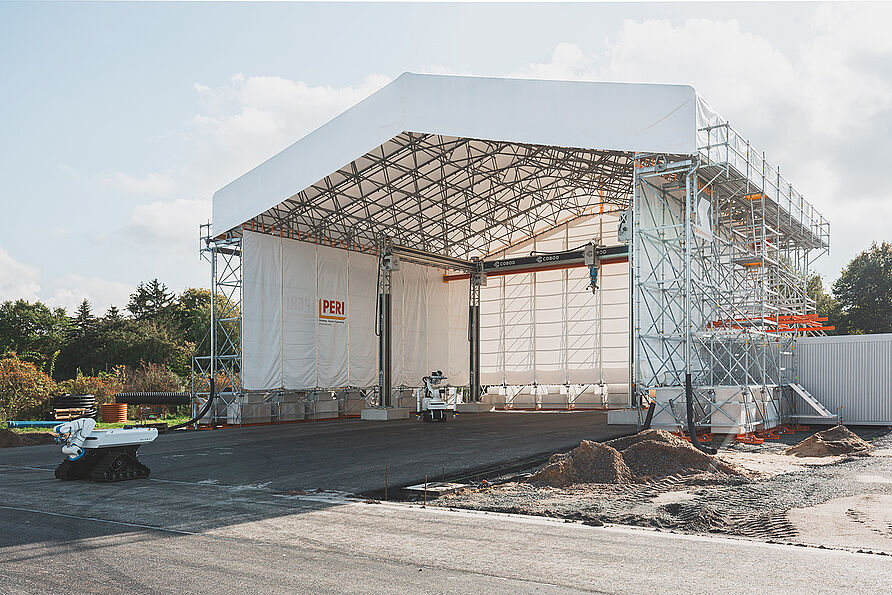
[1,414,890,593]
[0,465,889,594]
[1,411,634,494]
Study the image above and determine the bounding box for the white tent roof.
[212,74,698,243]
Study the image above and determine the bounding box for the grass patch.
[3,414,192,434]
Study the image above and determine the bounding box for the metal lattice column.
[192,225,243,424]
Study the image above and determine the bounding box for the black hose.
[115,392,192,405]
[685,373,717,455]
[168,379,216,431]
[642,401,656,430]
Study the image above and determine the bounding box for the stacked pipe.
[54,394,97,419]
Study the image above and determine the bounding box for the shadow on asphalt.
[0,411,636,548]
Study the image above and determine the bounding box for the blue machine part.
[588,265,599,290]
[7,421,61,429]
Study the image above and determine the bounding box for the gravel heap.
[0,428,56,448]
[526,440,633,487]
[785,425,873,457]
[527,429,742,487]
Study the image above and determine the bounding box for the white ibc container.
[225,402,242,425]
[393,388,416,410]
[649,386,684,429]
[342,391,366,417]
[280,401,305,421]
[241,402,271,424]
[750,385,780,429]
[509,387,538,410]
[311,397,340,420]
[484,387,507,409]
[571,385,608,410]
[710,386,758,434]
[540,387,569,410]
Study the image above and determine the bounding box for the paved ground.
[1,414,890,593]
[1,411,634,494]
[1,467,889,594]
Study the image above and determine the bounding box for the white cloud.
[0,246,133,313]
[186,72,392,186]
[0,246,41,302]
[129,197,210,243]
[104,171,177,197]
[515,12,892,278]
[518,42,598,81]
[45,274,134,315]
[114,73,391,253]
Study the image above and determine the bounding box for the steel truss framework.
[192,225,243,422]
[633,122,830,428]
[196,123,829,425]
[239,132,632,259]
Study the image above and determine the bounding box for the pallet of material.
[54,408,87,421]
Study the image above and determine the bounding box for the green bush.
[55,370,124,407]
[0,354,57,421]
[115,362,185,393]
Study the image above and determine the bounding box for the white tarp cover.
[242,231,469,391]
[214,73,699,235]
[479,214,629,400]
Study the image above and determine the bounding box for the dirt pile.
[610,429,741,479]
[526,440,633,487]
[527,429,743,487]
[0,428,56,448]
[605,428,687,451]
[786,425,873,457]
[622,440,740,479]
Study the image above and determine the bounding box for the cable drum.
[114,392,192,406]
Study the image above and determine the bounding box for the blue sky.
[1,2,890,312]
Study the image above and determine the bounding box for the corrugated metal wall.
[794,333,892,425]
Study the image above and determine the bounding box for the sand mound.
[527,430,743,487]
[606,429,689,452]
[0,429,56,448]
[622,439,741,479]
[786,425,872,457]
[526,440,633,487]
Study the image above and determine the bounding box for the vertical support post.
[377,245,393,408]
[209,241,217,420]
[377,275,392,408]
[469,266,483,402]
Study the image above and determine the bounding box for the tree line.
[0,280,236,420]
[0,279,223,380]
[808,241,892,335]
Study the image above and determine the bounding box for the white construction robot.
[54,417,158,482]
[416,370,449,422]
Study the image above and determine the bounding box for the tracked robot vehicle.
[54,417,158,482]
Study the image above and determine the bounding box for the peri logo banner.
[318,298,347,323]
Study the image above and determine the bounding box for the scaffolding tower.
[192,224,243,423]
[632,121,830,428]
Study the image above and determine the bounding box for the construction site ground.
[0,414,890,592]
[0,411,634,493]
[435,426,892,555]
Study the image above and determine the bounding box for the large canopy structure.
[213,74,698,256]
[198,73,830,429]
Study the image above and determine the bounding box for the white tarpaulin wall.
[242,231,469,391]
[479,214,629,399]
